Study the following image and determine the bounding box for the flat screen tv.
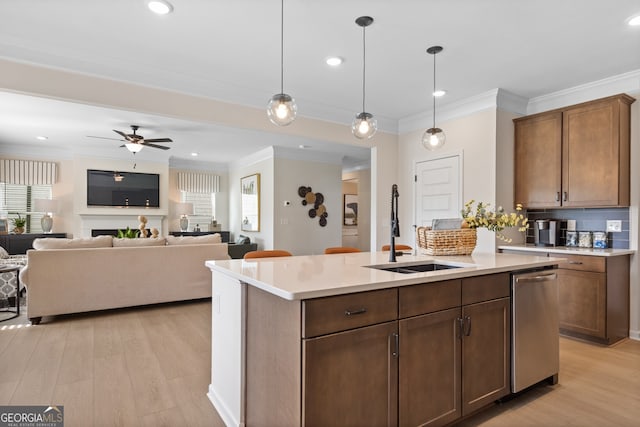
[87,169,160,207]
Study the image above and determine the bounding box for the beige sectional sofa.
[19,234,229,324]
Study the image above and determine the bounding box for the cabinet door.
[303,321,398,427]
[399,308,461,427]
[562,98,625,207]
[461,297,511,415]
[557,269,606,338]
[514,112,562,208]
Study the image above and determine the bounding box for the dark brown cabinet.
[398,274,510,427]
[245,274,512,427]
[551,253,629,344]
[514,94,634,208]
[303,321,398,427]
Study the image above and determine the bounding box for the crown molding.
[527,69,640,114]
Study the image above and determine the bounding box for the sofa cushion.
[166,233,222,245]
[33,235,113,250]
[113,237,167,247]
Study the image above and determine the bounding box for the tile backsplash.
[526,207,629,249]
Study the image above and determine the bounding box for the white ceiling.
[0,0,639,166]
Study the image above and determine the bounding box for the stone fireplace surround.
[80,214,165,238]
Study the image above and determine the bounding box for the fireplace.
[80,214,165,237]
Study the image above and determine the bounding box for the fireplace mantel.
[79,214,165,237]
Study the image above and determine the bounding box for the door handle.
[563,191,568,202]
[457,317,464,339]
[464,316,472,336]
[556,192,560,202]
[515,273,557,283]
[390,333,399,358]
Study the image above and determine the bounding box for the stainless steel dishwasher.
[511,269,559,393]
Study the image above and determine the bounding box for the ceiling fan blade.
[143,138,172,143]
[142,143,171,150]
[87,135,124,141]
[113,129,128,138]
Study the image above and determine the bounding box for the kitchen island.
[206,251,563,427]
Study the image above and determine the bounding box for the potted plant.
[461,200,529,242]
[11,213,26,234]
[116,226,140,238]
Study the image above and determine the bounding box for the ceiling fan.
[88,125,172,152]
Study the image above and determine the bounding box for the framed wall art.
[241,173,260,231]
[343,194,358,226]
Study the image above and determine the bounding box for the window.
[0,183,52,233]
[181,191,216,230]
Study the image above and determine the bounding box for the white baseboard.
[207,385,244,427]
[629,329,640,341]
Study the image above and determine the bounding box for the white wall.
[274,156,342,255]
[398,109,499,253]
[229,149,274,250]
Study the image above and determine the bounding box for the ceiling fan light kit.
[267,0,297,126]
[147,0,173,15]
[422,45,446,150]
[352,16,377,140]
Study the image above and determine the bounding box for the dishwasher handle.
[514,272,557,283]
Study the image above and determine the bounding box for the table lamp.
[175,202,194,232]
[33,198,59,233]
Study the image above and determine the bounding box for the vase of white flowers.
[460,200,529,242]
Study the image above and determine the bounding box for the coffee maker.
[534,219,565,246]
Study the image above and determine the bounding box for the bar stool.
[381,244,412,251]
[324,247,361,254]
[244,250,292,259]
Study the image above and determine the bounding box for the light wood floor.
[1,300,639,427]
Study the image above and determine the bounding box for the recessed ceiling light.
[36,136,48,140]
[191,152,199,157]
[326,56,343,67]
[628,14,640,26]
[148,0,173,15]
[433,90,446,97]
[299,144,310,149]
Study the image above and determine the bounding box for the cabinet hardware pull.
[563,191,568,201]
[457,317,464,339]
[464,316,472,336]
[556,192,560,202]
[344,308,367,316]
[568,261,583,265]
[391,333,399,358]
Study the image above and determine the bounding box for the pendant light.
[267,0,297,126]
[352,16,377,140]
[422,46,446,150]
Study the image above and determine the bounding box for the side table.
[0,264,21,322]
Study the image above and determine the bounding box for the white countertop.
[206,251,563,300]
[498,244,635,257]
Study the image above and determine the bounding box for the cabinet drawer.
[302,288,397,338]
[462,273,510,305]
[550,253,605,272]
[399,279,461,318]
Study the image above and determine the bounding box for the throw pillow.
[33,235,114,250]
[113,237,167,247]
[166,233,222,245]
[0,246,8,259]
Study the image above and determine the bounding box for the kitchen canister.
[566,231,578,247]
[593,231,608,249]
[578,231,593,248]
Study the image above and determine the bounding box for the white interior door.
[415,155,462,228]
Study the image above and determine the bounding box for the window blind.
[177,172,220,194]
[0,159,58,185]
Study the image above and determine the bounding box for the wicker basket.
[416,227,477,256]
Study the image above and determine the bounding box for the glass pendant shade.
[422,127,446,150]
[267,93,297,126]
[352,112,377,139]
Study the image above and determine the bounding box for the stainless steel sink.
[367,261,474,274]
